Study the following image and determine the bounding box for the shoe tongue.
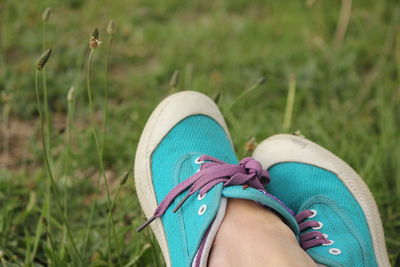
[192,198,228,267]
[221,186,300,236]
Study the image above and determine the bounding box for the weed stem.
[34,70,83,263]
[84,47,118,264]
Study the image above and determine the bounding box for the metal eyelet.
[197,193,206,200]
[198,204,207,215]
[329,248,341,255]
[322,239,335,246]
[194,157,204,164]
[308,209,317,218]
[312,221,323,230]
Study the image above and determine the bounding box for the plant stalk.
[34,70,83,263]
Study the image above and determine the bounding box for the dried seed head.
[169,70,180,89]
[244,137,257,154]
[89,28,102,49]
[107,20,116,35]
[120,171,130,185]
[89,36,102,49]
[92,28,99,39]
[42,7,52,22]
[67,87,75,102]
[36,48,52,70]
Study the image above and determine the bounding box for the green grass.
[1,0,400,265]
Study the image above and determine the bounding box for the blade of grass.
[332,0,352,49]
[184,63,193,91]
[226,77,265,111]
[169,70,180,92]
[282,74,296,132]
[145,227,161,267]
[42,217,59,266]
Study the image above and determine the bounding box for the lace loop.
[296,209,330,249]
[137,155,270,232]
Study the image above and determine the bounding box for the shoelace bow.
[137,155,270,231]
[296,210,330,249]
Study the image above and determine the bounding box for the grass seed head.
[42,7,52,22]
[92,28,99,39]
[36,48,52,70]
[89,28,102,49]
[213,91,221,104]
[244,137,257,154]
[107,20,116,35]
[67,87,75,102]
[120,171,130,185]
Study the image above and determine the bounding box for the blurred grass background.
[1,0,399,266]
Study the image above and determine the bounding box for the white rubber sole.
[134,91,232,267]
[252,134,390,267]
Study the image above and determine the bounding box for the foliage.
[1,0,399,265]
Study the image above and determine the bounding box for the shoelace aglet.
[172,193,191,213]
[137,192,191,231]
[137,215,157,232]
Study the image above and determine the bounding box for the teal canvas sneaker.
[134,92,299,267]
[253,134,390,267]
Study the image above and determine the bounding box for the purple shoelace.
[296,210,331,249]
[137,155,270,231]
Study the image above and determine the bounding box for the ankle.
[217,199,295,240]
[208,199,315,267]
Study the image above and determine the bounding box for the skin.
[208,199,316,267]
